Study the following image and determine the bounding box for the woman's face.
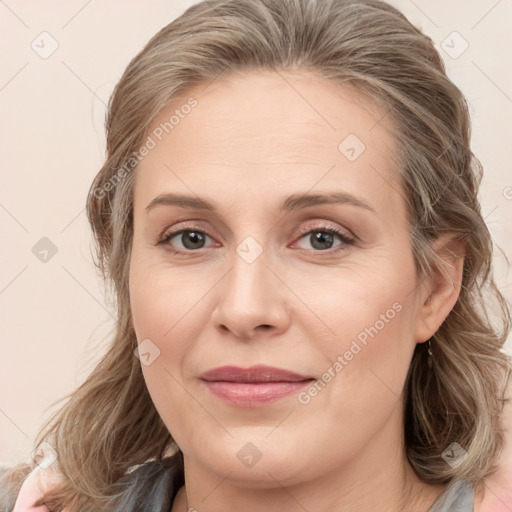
[129,70,431,486]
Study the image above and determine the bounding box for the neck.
[172,402,445,512]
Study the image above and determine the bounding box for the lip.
[199,365,315,408]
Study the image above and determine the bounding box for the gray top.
[427,478,474,512]
[111,456,474,512]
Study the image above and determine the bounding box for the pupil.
[311,231,333,250]
[183,231,205,249]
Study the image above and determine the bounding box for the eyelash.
[157,223,355,255]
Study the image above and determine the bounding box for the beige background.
[1,0,511,466]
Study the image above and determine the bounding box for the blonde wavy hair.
[2,0,511,510]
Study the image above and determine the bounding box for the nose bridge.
[230,244,269,306]
[213,237,288,338]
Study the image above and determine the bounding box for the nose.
[211,246,290,340]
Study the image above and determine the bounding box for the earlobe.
[414,234,466,343]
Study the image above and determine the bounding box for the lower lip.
[201,380,312,407]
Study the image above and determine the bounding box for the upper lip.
[199,365,314,383]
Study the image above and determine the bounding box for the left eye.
[295,228,354,251]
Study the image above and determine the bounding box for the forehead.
[135,70,403,216]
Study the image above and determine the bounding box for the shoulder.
[428,478,474,512]
[11,464,67,512]
[10,455,183,512]
[110,456,184,512]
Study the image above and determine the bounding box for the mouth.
[199,365,315,408]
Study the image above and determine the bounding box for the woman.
[2,0,511,510]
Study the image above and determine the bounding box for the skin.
[16,71,511,512]
[128,69,464,512]
[17,384,510,511]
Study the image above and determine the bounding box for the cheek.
[298,256,419,401]
[129,260,211,445]
[316,305,418,440]
[128,252,217,397]
[129,250,212,348]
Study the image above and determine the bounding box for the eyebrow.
[145,191,376,214]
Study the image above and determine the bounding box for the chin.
[187,434,309,485]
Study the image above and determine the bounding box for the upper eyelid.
[160,219,351,238]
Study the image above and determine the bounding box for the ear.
[414,233,466,343]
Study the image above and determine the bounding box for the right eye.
[158,228,217,252]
